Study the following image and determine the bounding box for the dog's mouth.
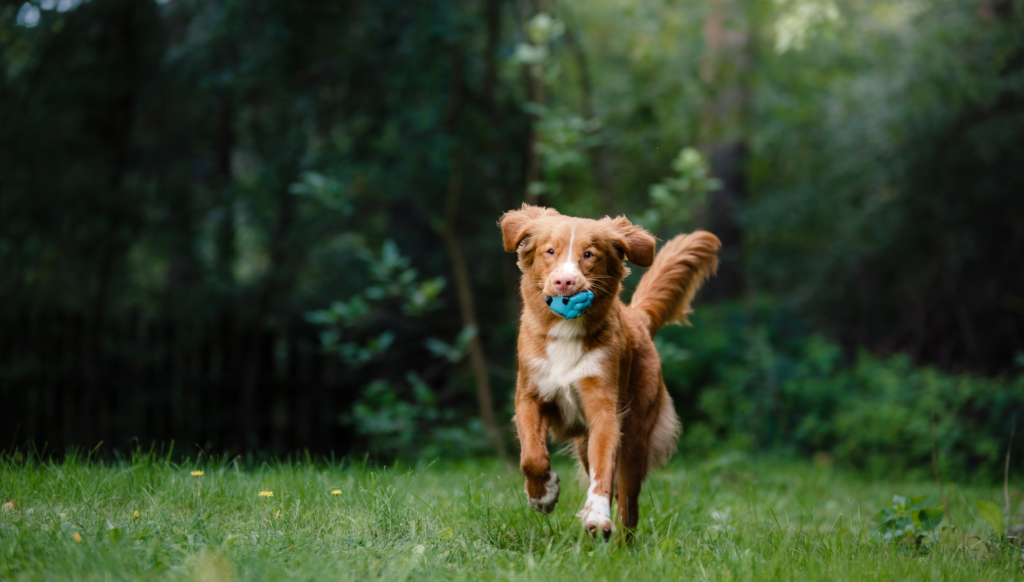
[544,288,590,302]
[542,284,591,299]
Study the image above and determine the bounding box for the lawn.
[1,451,1020,581]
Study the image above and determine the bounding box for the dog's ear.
[608,216,656,268]
[499,204,559,253]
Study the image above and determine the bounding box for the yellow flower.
[133,510,140,518]
[331,490,342,496]
[191,470,204,477]
[258,491,273,498]
[72,532,82,543]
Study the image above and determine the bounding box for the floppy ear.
[608,216,656,268]
[498,204,559,253]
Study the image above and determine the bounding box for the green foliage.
[556,0,710,208]
[1,0,528,455]
[745,0,1024,371]
[532,111,601,187]
[425,326,477,363]
[974,500,1003,535]
[288,172,353,216]
[305,239,445,367]
[305,240,486,457]
[659,303,1024,479]
[344,374,487,459]
[634,147,721,235]
[971,500,1024,554]
[2,0,1021,461]
[869,495,947,552]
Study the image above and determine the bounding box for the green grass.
[1,451,1021,580]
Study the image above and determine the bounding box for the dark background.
[2,0,1022,476]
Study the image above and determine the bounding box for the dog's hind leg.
[573,436,589,478]
[646,388,681,473]
[615,417,650,538]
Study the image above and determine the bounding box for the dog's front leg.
[515,382,559,514]
[577,376,620,540]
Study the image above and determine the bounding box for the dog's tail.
[629,231,721,335]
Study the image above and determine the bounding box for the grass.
[1,450,1021,581]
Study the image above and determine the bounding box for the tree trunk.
[442,47,506,458]
[439,157,506,459]
[699,0,751,301]
[523,68,544,205]
[480,0,523,330]
[522,1,546,205]
[564,25,616,214]
[703,142,746,299]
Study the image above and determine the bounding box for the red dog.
[500,204,720,539]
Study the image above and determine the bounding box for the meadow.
[1,451,1021,581]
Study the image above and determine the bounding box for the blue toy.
[545,290,595,320]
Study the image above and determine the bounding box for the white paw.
[526,471,560,514]
[576,497,614,540]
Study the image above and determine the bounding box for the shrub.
[660,302,1024,479]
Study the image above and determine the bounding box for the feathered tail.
[629,231,721,335]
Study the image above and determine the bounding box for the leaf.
[879,508,897,524]
[892,495,906,512]
[917,507,945,531]
[424,338,458,362]
[870,510,888,526]
[894,517,914,532]
[406,372,435,407]
[370,331,394,353]
[975,500,1003,533]
[455,325,477,349]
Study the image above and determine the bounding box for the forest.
[2,0,1023,479]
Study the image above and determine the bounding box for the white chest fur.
[528,320,605,429]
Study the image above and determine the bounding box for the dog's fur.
[500,204,720,539]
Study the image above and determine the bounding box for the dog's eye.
[547,249,555,255]
[584,252,592,259]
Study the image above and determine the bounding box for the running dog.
[500,204,720,539]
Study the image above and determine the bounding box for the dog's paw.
[576,498,614,541]
[525,471,559,514]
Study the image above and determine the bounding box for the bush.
[660,301,1024,479]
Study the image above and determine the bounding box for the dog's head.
[499,204,656,301]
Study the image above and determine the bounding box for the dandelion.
[190,470,204,477]
[72,532,82,543]
[331,490,342,496]
[133,510,140,518]
[258,491,273,498]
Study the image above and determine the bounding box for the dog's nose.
[553,275,576,294]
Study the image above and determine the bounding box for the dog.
[499,204,720,539]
